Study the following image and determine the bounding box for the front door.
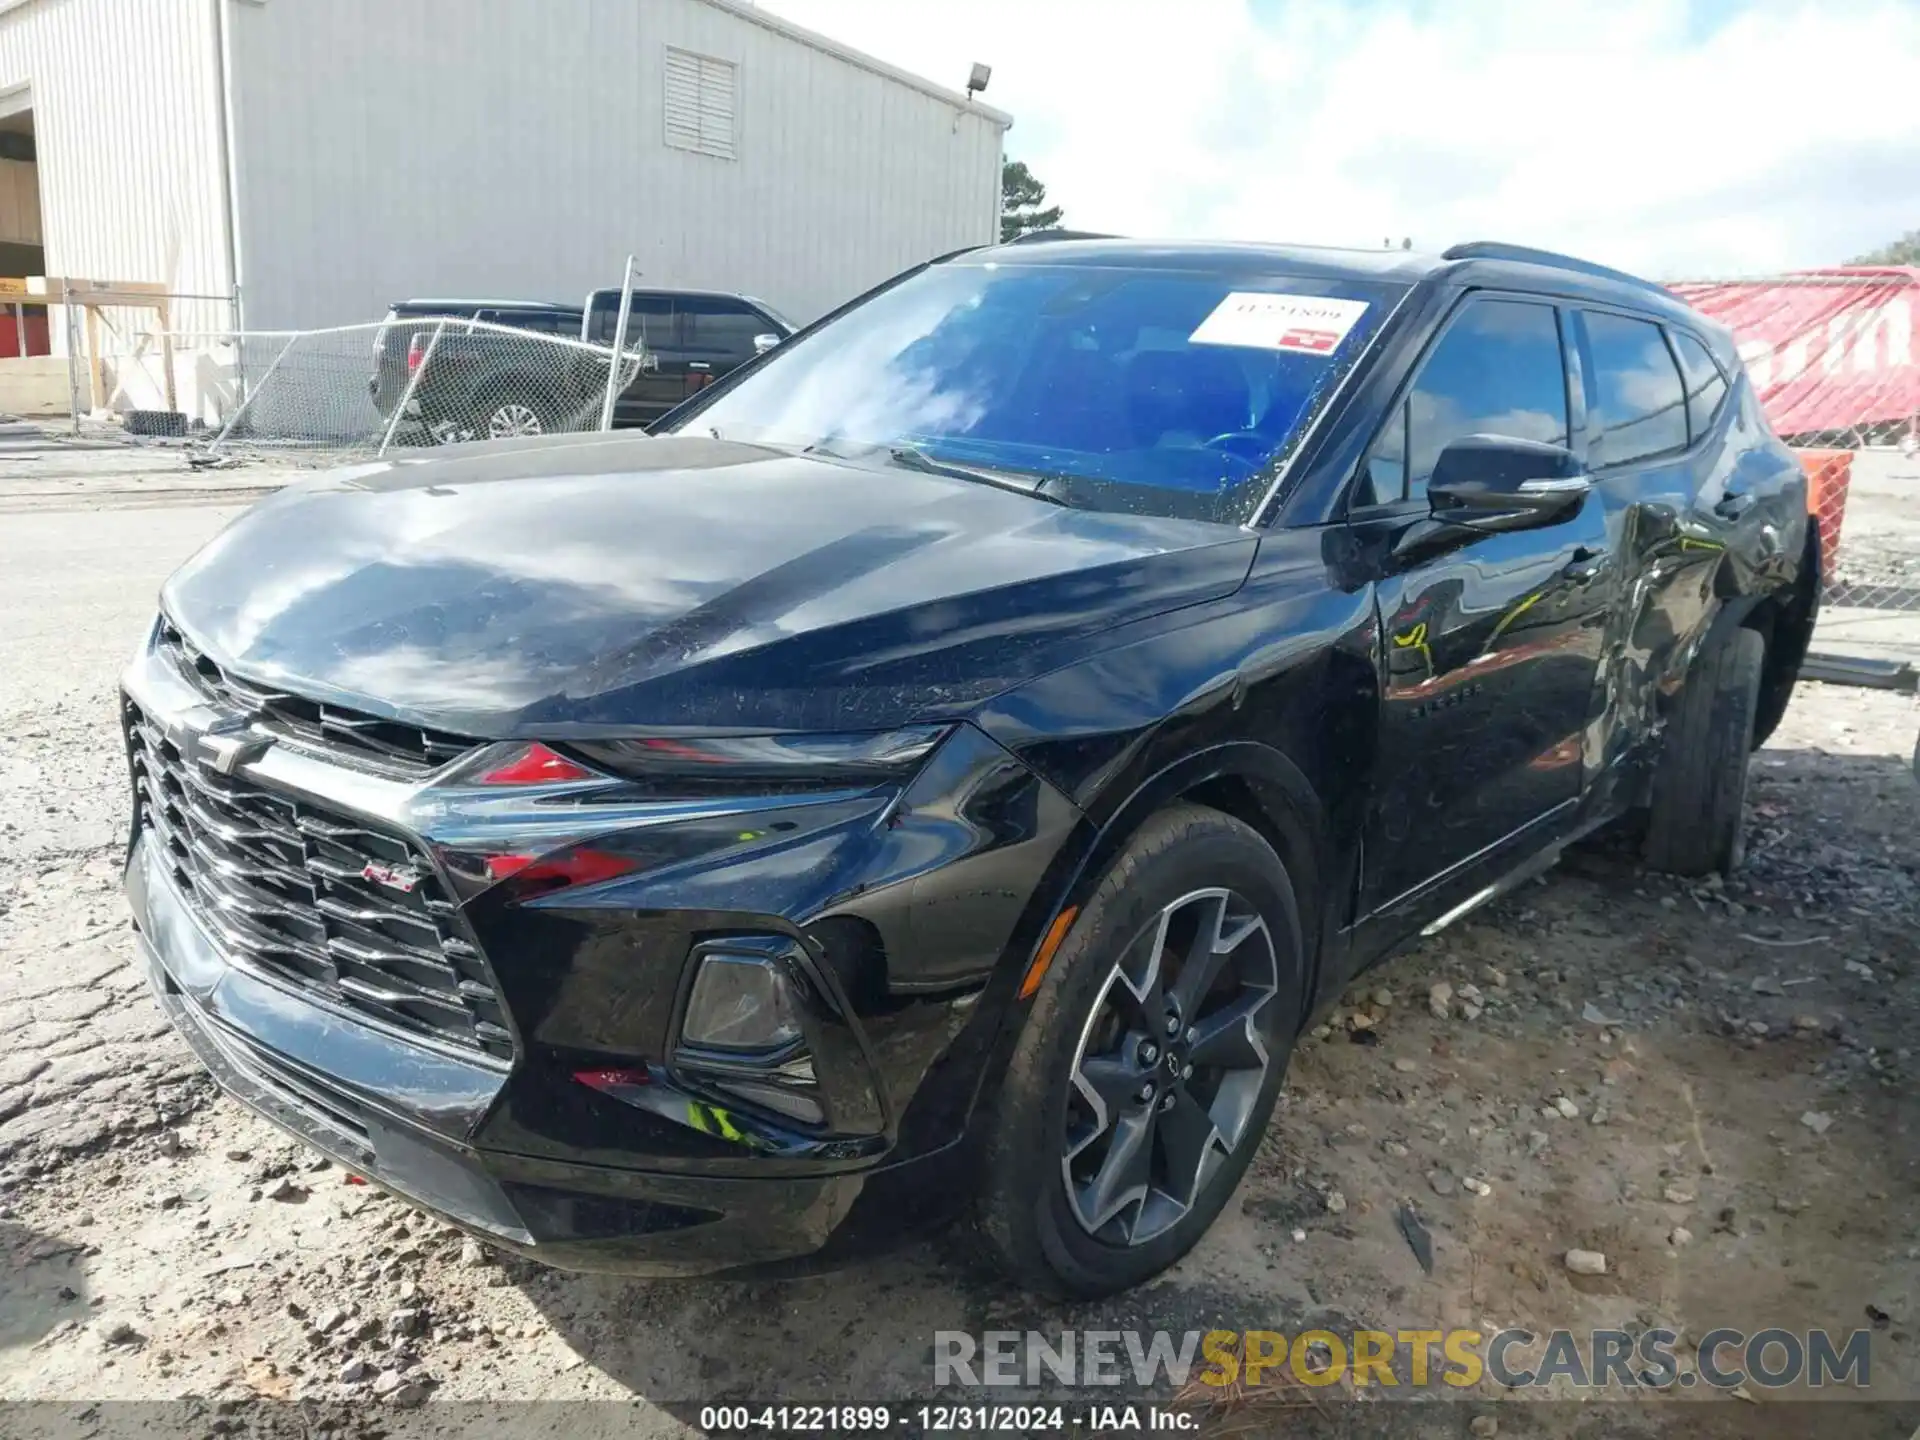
[679,296,773,396]
[1351,296,1614,916]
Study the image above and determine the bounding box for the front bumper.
[120,615,1086,1275]
[119,586,1095,1272]
[130,832,881,1274]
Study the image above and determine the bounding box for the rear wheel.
[978,805,1303,1297]
[1753,533,1821,749]
[434,381,562,445]
[481,397,554,439]
[1644,627,1765,876]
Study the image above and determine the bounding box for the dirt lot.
[1832,448,1920,603]
[2,441,1919,1436]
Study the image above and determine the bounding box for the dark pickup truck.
[372,290,794,444]
[580,288,794,429]
[368,300,586,442]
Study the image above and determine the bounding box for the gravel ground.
[1831,449,1920,600]
[2,445,1919,1437]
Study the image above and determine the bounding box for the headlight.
[569,724,948,793]
[130,612,162,667]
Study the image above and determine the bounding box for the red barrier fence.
[1674,269,1917,615]
[1673,268,1918,442]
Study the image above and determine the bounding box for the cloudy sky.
[761,0,1920,278]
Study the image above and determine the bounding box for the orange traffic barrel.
[1794,448,1852,585]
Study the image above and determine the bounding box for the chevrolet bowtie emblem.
[194,714,273,775]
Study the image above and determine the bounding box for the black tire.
[125,409,187,438]
[473,389,560,441]
[977,804,1304,1298]
[440,378,562,444]
[415,390,473,446]
[1752,533,1821,750]
[1644,627,1765,877]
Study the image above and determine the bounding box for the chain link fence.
[74,273,1920,638]
[98,317,647,456]
[1671,270,1920,618]
[37,287,238,433]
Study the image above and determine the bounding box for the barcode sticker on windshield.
[1189,292,1370,355]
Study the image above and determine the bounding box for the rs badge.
[359,861,423,894]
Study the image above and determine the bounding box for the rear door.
[1349,295,1614,918]
[593,293,684,426]
[1570,308,1724,774]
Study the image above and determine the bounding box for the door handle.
[1561,545,1607,583]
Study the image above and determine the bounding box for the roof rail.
[1002,228,1118,245]
[1442,241,1668,294]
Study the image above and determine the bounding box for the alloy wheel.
[1061,887,1279,1245]
[487,402,545,438]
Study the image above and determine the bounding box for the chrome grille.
[157,618,479,776]
[125,696,514,1062]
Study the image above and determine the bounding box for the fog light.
[682,951,802,1052]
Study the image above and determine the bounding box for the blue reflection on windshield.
[671,260,1406,524]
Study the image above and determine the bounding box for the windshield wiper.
[882,444,1065,505]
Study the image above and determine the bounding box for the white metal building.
[0,0,1010,342]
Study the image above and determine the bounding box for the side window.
[1360,298,1568,504]
[637,297,678,351]
[595,295,674,348]
[685,298,768,368]
[1582,311,1688,467]
[1669,329,1729,442]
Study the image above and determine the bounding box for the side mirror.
[752,333,782,356]
[1428,434,1588,533]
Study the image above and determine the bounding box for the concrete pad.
[1815,605,1920,665]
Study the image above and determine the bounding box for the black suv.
[128,238,1814,1297]
[581,288,794,428]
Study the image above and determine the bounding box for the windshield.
[744,296,796,332]
[664,258,1406,524]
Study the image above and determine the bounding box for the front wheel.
[977,804,1304,1298]
[1644,627,1765,876]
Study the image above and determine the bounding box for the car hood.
[162,433,1256,736]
